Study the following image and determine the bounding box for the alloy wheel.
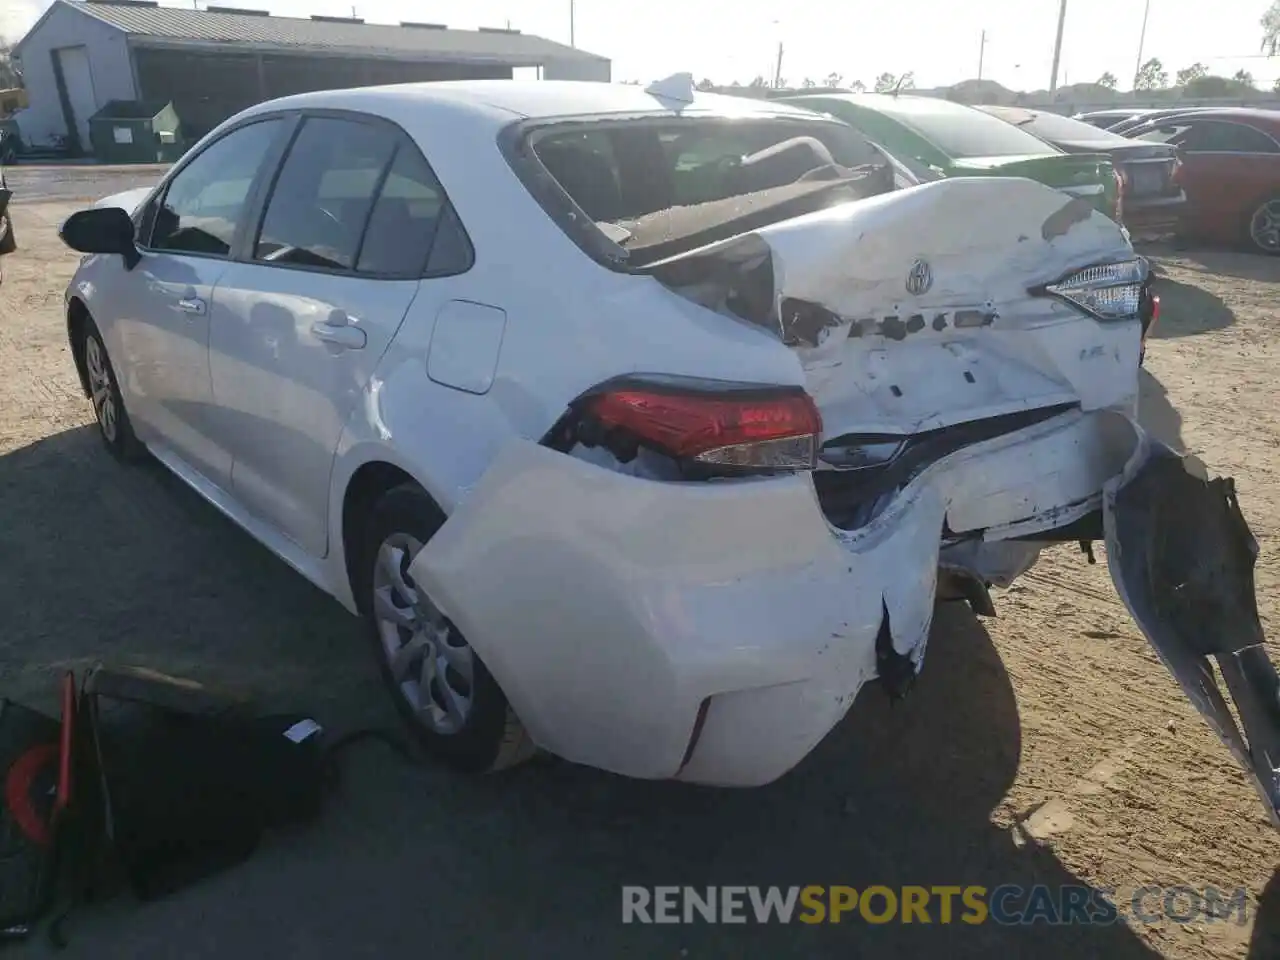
[371,532,475,735]
[1249,199,1280,253]
[84,334,118,443]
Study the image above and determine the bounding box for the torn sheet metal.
[1105,441,1280,826]
[645,177,1141,439]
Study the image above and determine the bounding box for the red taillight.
[586,387,822,472]
[1170,156,1184,186]
[1147,293,1160,339]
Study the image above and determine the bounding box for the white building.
[13,0,611,152]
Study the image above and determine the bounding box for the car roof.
[782,92,984,122]
[1077,108,1150,119]
[241,79,823,129]
[1126,107,1280,127]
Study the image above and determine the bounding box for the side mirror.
[59,206,141,269]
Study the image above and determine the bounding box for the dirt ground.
[0,169,1278,959]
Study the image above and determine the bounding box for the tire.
[80,318,145,461]
[359,483,534,774]
[1245,196,1280,256]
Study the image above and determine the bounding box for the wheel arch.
[66,297,92,398]
[339,458,443,615]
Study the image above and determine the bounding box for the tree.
[824,72,843,88]
[873,71,913,93]
[0,40,19,90]
[747,75,768,88]
[696,78,714,91]
[1234,68,1256,87]
[1134,58,1168,90]
[1175,63,1207,86]
[847,79,866,92]
[1263,0,1280,56]
[801,77,817,88]
[1097,72,1117,89]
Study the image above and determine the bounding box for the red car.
[1123,108,1280,255]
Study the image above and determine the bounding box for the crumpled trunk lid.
[1106,443,1280,826]
[645,176,1139,441]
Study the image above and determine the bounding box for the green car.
[779,93,1121,221]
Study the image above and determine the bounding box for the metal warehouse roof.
[34,0,605,63]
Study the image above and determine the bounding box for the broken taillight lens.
[586,386,822,472]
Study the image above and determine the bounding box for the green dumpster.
[88,100,184,164]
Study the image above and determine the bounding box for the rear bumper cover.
[412,413,1280,822]
[1106,445,1280,826]
[1123,194,1187,239]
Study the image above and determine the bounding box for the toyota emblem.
[905,258,933,296]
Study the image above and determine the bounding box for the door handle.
[311,319,367,350]
[176,297,206,316]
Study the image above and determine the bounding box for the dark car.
[1074,108,1163,130]
[1122,108,1280,255]
[1106,107,1224,137]
[976,105,1185,239]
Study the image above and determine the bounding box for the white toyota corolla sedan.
[57,77,1280,825]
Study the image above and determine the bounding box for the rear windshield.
[876,100,1062,159]
[512,115,896,267]
[980,106,1132,146]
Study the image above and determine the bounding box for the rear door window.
[253,116,396,271]
[355,145,461,276]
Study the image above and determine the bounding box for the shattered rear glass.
[520,116,897,265]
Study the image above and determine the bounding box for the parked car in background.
[781,93,1120,221]
[1074,108,1162,129]
[974,105,1185,239]
[53,78,1280,835]
[1121,108,1280,254]
[1106,107,1223,136]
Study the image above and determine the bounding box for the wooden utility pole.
[1049,0,1068,92]
[978,30,987,80]
[570,0,576,47]
[773,41,784,88]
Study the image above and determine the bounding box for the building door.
[55,46,97,152]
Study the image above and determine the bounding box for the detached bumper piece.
[1106,447,1280,827]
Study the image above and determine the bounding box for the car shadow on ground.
[1138,367,1186,453]
[0,426,1162,959]
[1145,272,1235,339]
[1142,242,1280,283]
[1249,868,1280,958]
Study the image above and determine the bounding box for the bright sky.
[4,0,1278,91]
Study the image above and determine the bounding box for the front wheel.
[1246,196,1280,255]
[359,484,535,774]
[81,319,144,461]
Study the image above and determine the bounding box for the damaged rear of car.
[396,93,1278,823]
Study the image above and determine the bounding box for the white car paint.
[63,80,1162,787]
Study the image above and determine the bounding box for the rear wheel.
[359,484,534,773]
[1246,196,1280,255]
